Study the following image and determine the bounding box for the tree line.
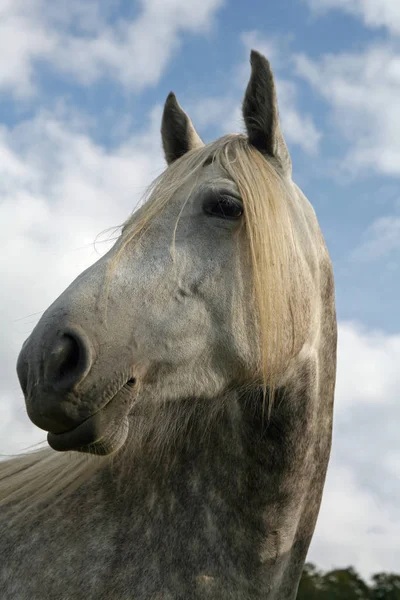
[297,563,400,599]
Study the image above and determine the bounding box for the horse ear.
[242,50,292,176]
[161,92,204,165]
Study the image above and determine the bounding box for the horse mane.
[0,448,106,516]
[0,133,309,515]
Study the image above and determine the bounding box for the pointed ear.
[161,92,204,165]
[242,50,291,176]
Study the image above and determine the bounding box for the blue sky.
[1,0,400,580]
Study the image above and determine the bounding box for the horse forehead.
[179,161,239,201]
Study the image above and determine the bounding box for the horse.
[0,50,337,600]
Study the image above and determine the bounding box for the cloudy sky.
[1,0,399,581]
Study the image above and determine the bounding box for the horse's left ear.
[242,50,292,176]
[161,92,204,165]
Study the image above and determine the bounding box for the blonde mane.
[0,134,306,515]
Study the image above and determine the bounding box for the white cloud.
[295,44,400,175]
[0,3,54,97]
[309,321,400,578]
[305,0,400,37]
[352,216,400,262]
[302,0,400,176]
[335,322,400,406]
[0,0,224,97]
[275,79,322,155]
[310,463,400,578]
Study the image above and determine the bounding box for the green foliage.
[297,565,400,600]
[371,573,400,600]
[297,563,324,600]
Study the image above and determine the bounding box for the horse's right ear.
[161,93,204,165]
[242,50,292,176]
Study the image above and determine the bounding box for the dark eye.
[203,194,243,220]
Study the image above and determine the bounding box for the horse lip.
[47,382,132,452]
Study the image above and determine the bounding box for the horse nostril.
[46,330,92,390]
[55,335,80,379]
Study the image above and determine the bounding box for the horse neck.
[102,362,331,538]
[71,355,330,600]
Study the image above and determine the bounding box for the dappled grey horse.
[0,51,337,600]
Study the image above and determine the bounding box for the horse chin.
[71,417,129,456]
[47,386,132,456]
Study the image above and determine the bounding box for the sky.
[1,0,399,581]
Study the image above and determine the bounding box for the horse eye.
[203,194,243,220]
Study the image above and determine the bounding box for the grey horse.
[0,51,337,600]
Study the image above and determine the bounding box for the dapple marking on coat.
[0,50,337,600]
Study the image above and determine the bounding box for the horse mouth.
[47,380,135,455]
